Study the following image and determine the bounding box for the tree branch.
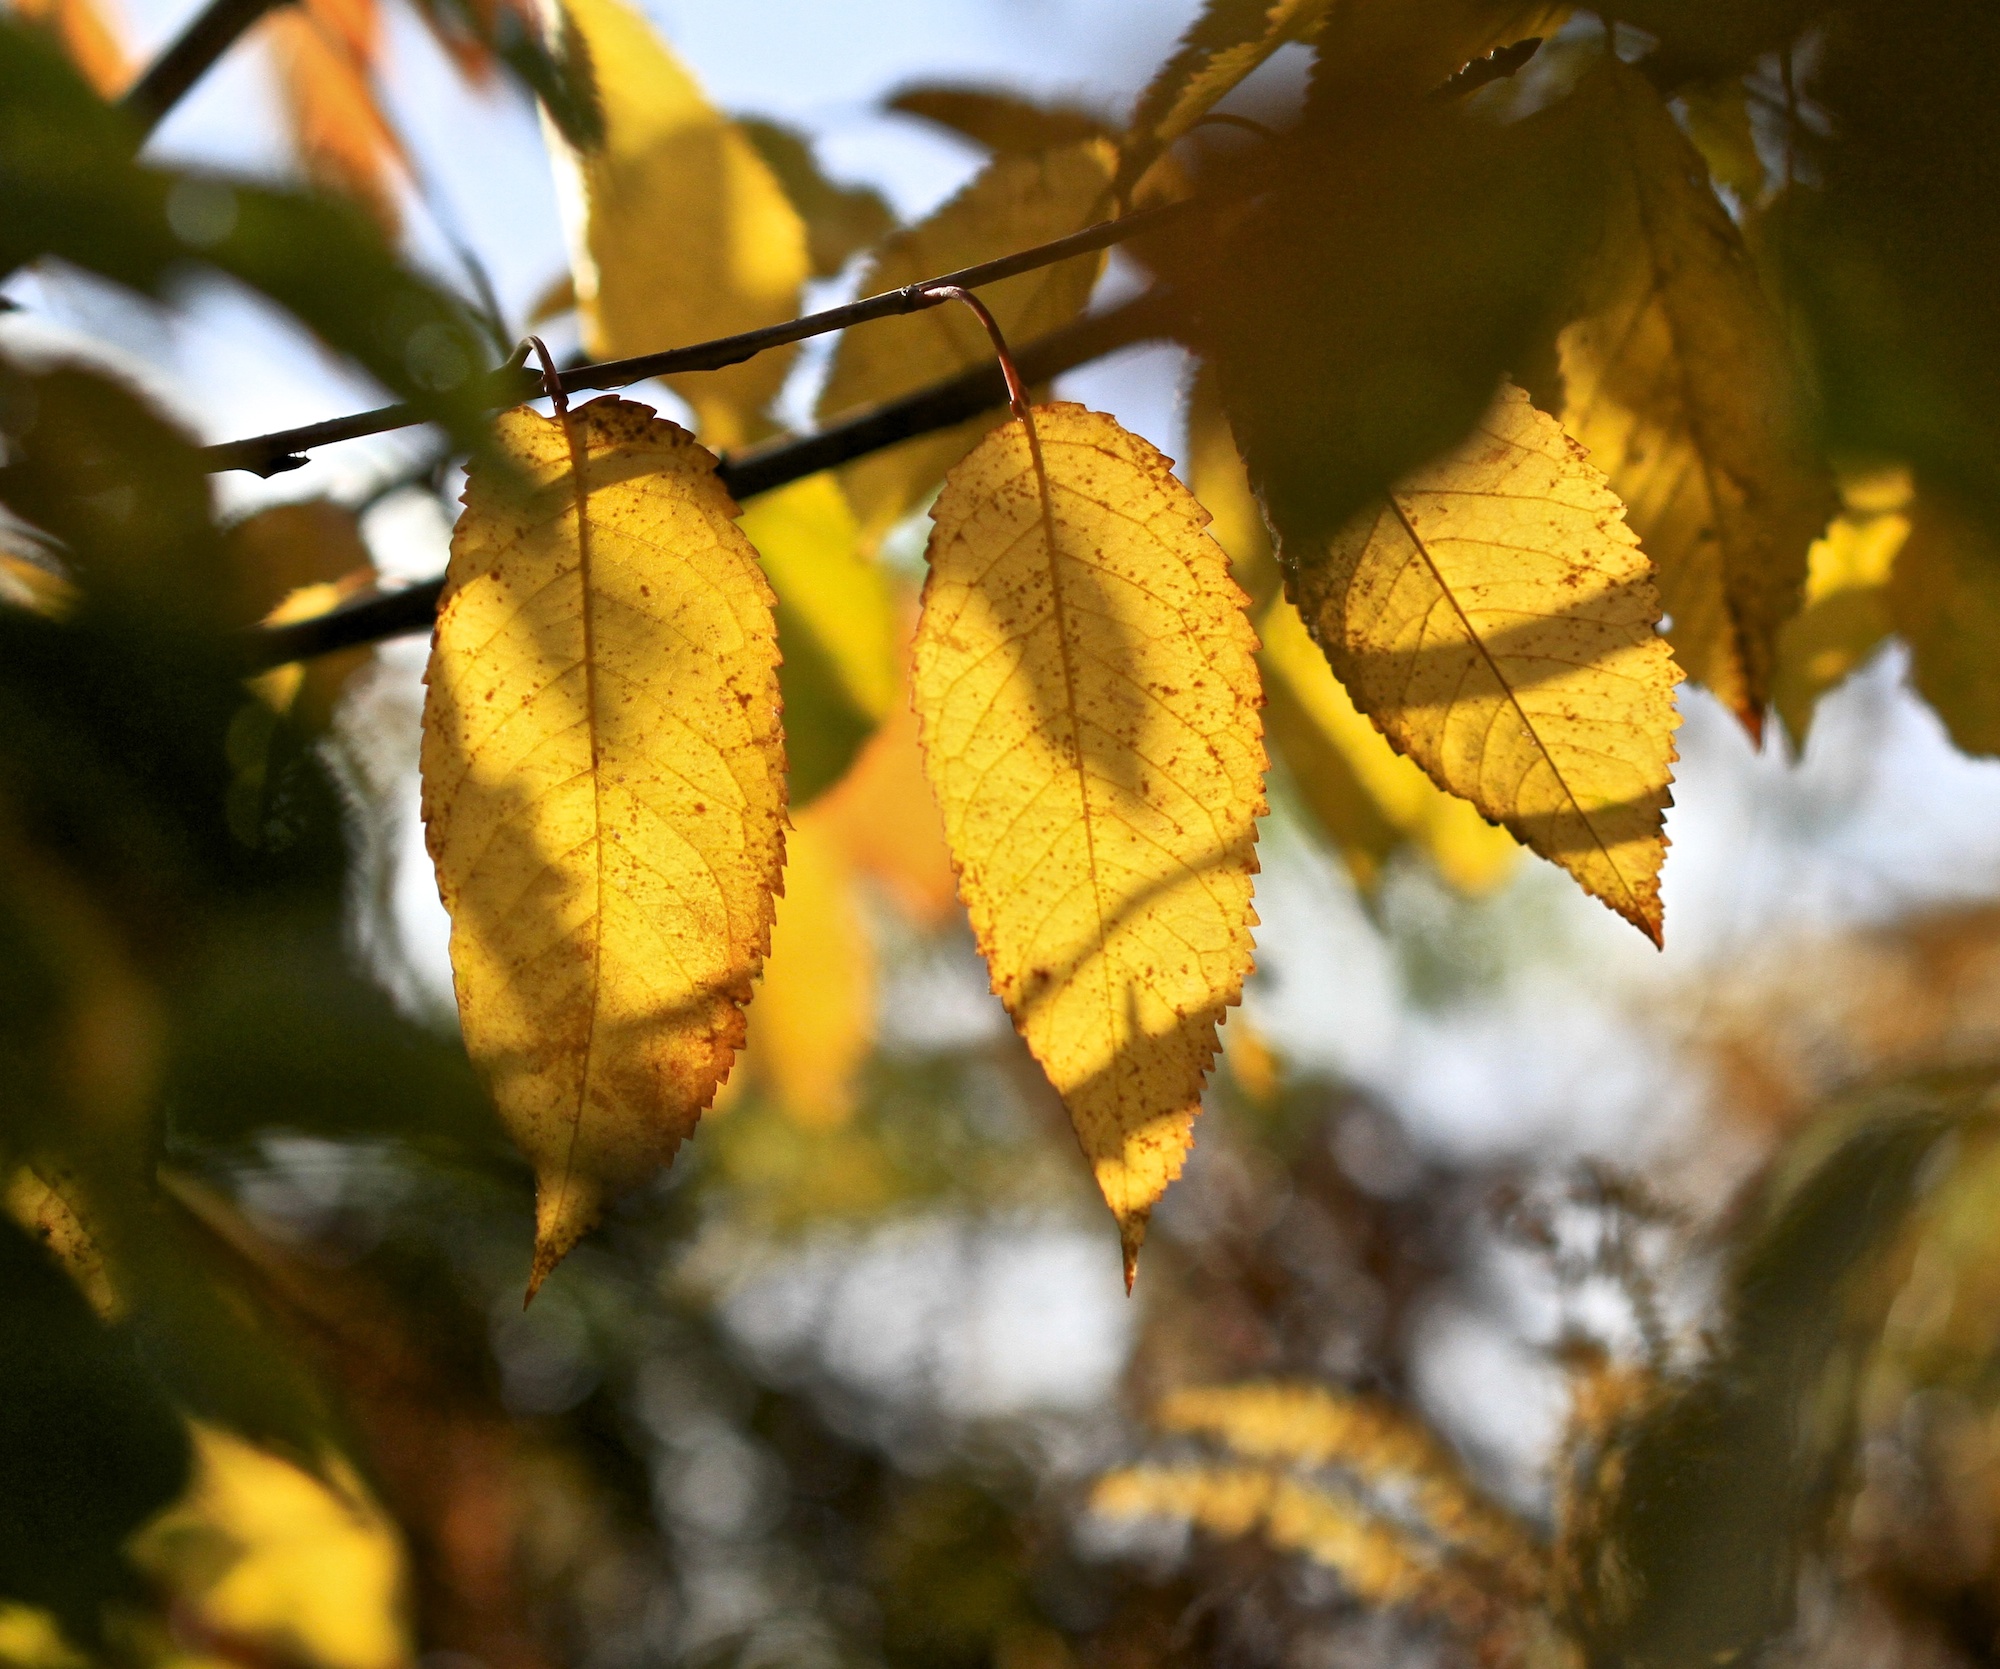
[122,0,291,136]
[201,198,1192,478]
[239,287,1174,671]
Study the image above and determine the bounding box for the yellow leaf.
[1262,597,1519,895]
[133,1425,409,1669]
[4,1165,119,1321]
[1285,384,1683,941]
[420,398,785,1291]
[1677,76,1767,204]
[1185,366,1515,894]
[913,403,1264,1278]
[14,0,127,97]
[1890,489,2000,758]
[268,0,405,234]
[1119,0,1334,190]
[816,140,1117,545]
[554,0,808,447]
[1556,57,1830,736]
[1312,0,1573,101]
[742,812,875,1132]
[227,501,379,728]
[738,473,900,805]
[812,689,961,929]
[1771,468,1910,750]
[0,553,74,618]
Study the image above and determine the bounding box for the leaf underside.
[912,403,1265,1280]
[421,398,785,1292]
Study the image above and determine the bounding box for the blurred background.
[11,3,2000,1669]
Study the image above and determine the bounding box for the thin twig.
[239,288,1172,670]
[201,197,1193,478]
[122,0,291,135]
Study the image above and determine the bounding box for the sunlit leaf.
[1677,76,1766,205]
[816,139,1117,546]
[1555,57,1830,737]
[1771,468,1909,751]
[421,398,785,1291]
[1285,384,1682,941]
[1889,489,2000,759]
[738,472,898,806]
[552,0,808,446]
[913,404,1264,1279]
[132,1425,410,1669]
[811,686,960,929]
[741,812,875,1132]
[268,0,405,234]
[737,116,895,278]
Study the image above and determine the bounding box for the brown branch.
[122,0,292,135]
[201,198,1193,478]
[239,288,1174,671]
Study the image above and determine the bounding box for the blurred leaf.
[525,270,575,326]
[1676,76,1765,205]
[1307,0,1571,109]
[1771,468,1909,751]
[737,116,895,278]
[225,501,377,730]
[553,0,807,446]
[0,20,491,452]
[0,1213,191,1634]
[816,139,1116,546]
[268,0,406,235]
[0,360,224,627]
[741,813,875,1133]
[0,553,74,618]
[1286,385,1682,941]
[888,84,1109,157]
[132,1424,411,1669]
[811,687,959,930]
[421,399,784,1292]
[738,472,899,806]
[13,0,126,97]
[1262,598,1518,896]
[913,403,1263,1280]
[1118,0,1332,193]
[1170,93,1598,553]
[1597,0,1823,78]
[1889,488,2000,759]
[1184,363,1280,609]
[1554,56,1830,738]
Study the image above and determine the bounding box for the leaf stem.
[239,288,1172,671]
[200,198,1192,477]
[918,284,1031,419]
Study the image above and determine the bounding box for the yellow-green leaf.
[1771,468,1910,750]
[1120,0,1333,190]
[1311,0,1572,102]
[420,398,786,1291]
[1556,56,1830,736]
[1285,384,1682,941]
[738,472,899,805]
[552,0,808,447]
[1262,597,1518,895]
[912,403,1264,1278]
[1890,489,2000,758]
[816,140,1117,546]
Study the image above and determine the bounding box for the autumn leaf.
[268,0,405,234]
[1184,366,1514,894]
[421,398,785,1292]
[1556,56,1830,737]
[737,117,895,279]
[812,691,959,929]
[1285,384,1682,941]
[1118,0,1332,192]
[738,472,899,806]
[1771,469,1909,751]
[552,0,807,447]
[912,403,1264,1279]
[1262,598,1518,895]
[14,0,126,97]
[1309,0,1572,106]
[1890,488,2000,758]
[816,139,1117,545]
[888,83,1109,157]
[741,812,875,1132]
